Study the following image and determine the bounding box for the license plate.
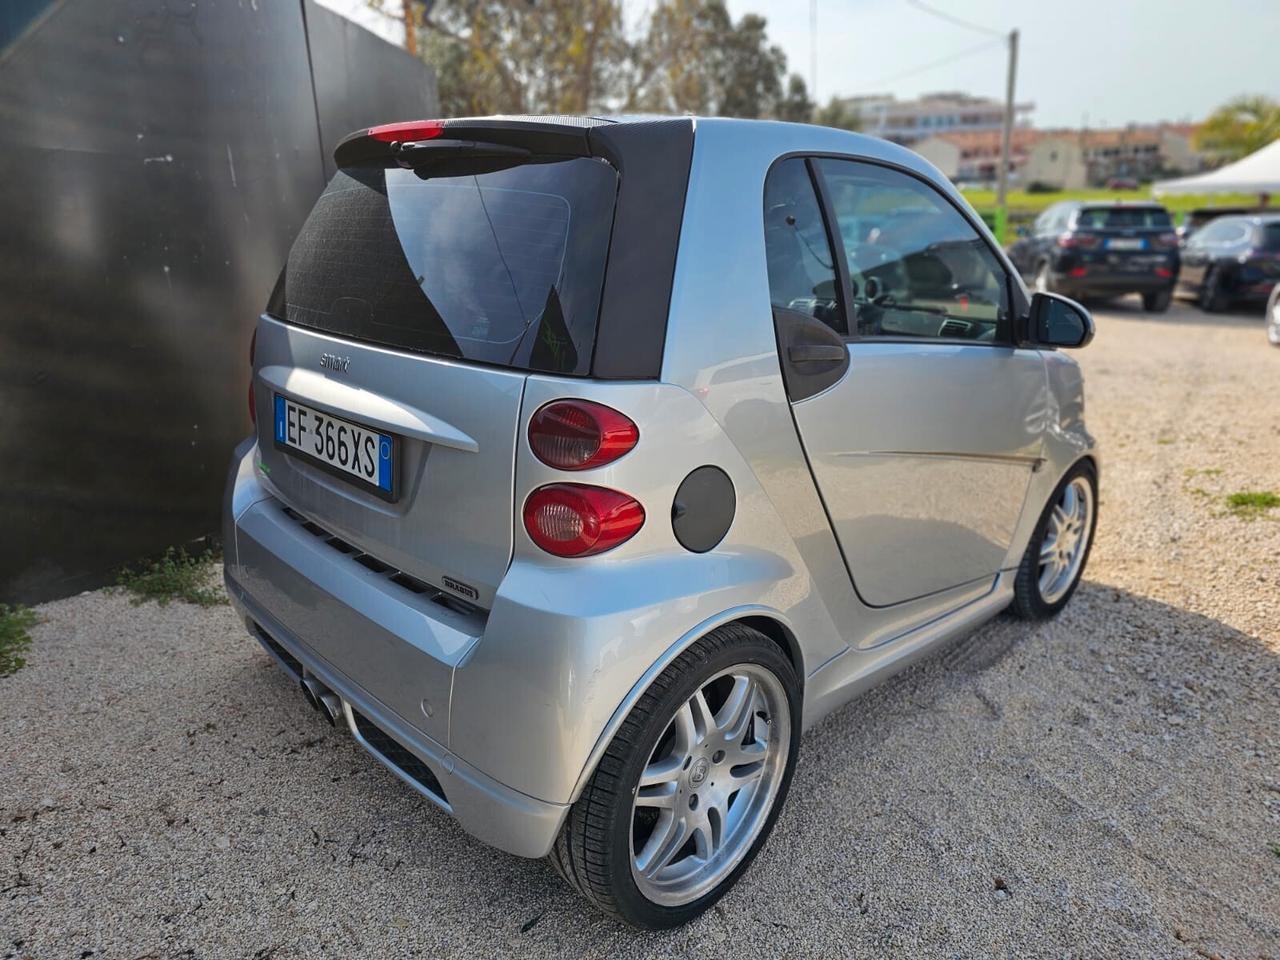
[1105,237,1146,250]
[273,395,396,497]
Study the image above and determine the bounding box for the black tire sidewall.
[1017,461,1098,618]
[605,630,801,929]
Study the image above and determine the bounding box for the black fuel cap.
[671,466,736,553]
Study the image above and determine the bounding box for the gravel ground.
[3,299,1279,959]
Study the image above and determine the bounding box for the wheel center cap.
[689,757,710,786]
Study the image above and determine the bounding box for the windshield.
[282,157,618,375]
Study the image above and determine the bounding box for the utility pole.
[995,28,1019,244]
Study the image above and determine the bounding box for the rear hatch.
[251,122,620,609]
[1072,205,1177,274]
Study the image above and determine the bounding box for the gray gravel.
[4,298,1279,959]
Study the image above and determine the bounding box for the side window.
[816,158,1011,343]
[763,158,844,333]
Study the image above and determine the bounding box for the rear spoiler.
[333,117,605,168]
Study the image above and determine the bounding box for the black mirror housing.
[1025,291,1094,349]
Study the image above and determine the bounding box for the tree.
[1195,95,1280,161]
[366,0,812,122]
[367,0,628,115]
[813,96,861,132]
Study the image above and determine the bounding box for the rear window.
[282,157,618,375]
[1259,223,1280,252]
[1075,206,1172,230]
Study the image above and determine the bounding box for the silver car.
[223,115,1098,928]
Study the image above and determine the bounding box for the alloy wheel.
[1038,476,1094,604]
[629,663,791,907]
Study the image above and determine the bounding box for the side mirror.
[1026,291,1094,348]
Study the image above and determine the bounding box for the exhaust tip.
[317,691,342,727]
[300,677,322,712]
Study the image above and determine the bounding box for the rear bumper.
[1055,274,1174,297]
[224,576,566,858]
[222,439,566,858]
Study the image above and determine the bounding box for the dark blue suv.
[1008,201,1180,312]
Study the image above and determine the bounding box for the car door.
[764,157,1047,608]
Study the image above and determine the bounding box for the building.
[1021,124,1204,190]
[914,129,1049,185]
[839,91,1034,145]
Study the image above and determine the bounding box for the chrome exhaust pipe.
[301,673,341,727]
[300,676,322,711]
[317,691,343,727]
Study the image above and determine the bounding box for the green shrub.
[117,546,226,607]
[0,604,37,677]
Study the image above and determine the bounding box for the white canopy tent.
[1153,139,1280,197]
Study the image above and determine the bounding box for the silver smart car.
[223,115,1098,928]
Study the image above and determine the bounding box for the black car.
[1008,201,1180,312]
[1175,213,1280,312]
[1177,206,1270,244]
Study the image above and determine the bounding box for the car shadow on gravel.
[3,584,1277,959]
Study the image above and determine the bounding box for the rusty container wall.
[0,0,436,603]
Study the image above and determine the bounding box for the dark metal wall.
[0,0,437,603]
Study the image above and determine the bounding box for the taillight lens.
[528,400,638,470]
[523,484,645,557]
[248,328,257,425]
[368,120,445,142]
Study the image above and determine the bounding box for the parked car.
[1177,205,1270,244]
[1007,200,1179,312]
[223,116,1099,928]
[1267,283,1280,346]
[1175,213,1280,312]
[1105,176,1140,191]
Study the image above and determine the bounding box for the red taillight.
[1058,233,1100,249]
[368,120,445,143]
[528,400,639,470]
[248,328,258,425]
[523,484,645,557]
[1069,267,1088,277]
[1155,267,1173,278]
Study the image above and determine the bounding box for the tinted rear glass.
[283,158,618,375]
[1075,207,1172,230]
[1259,223,1280,252]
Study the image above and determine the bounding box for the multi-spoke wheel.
[1012,461,1097,619]
[550,624,799,928]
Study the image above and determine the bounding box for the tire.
[1200,266,1227,313]
[1033,260,1054,295]
[1142,288,1172,313]
[1266,284,1280,347]
[1011,461,1098,620]
[550,623,800,928]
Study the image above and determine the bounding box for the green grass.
[117,546,226,607]
[1269,841,1280,859]
[0,604,38,677]
[1183,467,1223,478]
[960,189,1262,223]
[1225,491,1280,519]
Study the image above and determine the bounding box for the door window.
[763,158,845,333]
[816,158,1011,343]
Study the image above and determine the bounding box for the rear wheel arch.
[566,607,804,805]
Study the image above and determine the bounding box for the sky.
[320,0,1279,129]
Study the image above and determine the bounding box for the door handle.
[788,344,848,363]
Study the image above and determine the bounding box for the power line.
[904,0,1003,39]
[862,37,1004,89]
